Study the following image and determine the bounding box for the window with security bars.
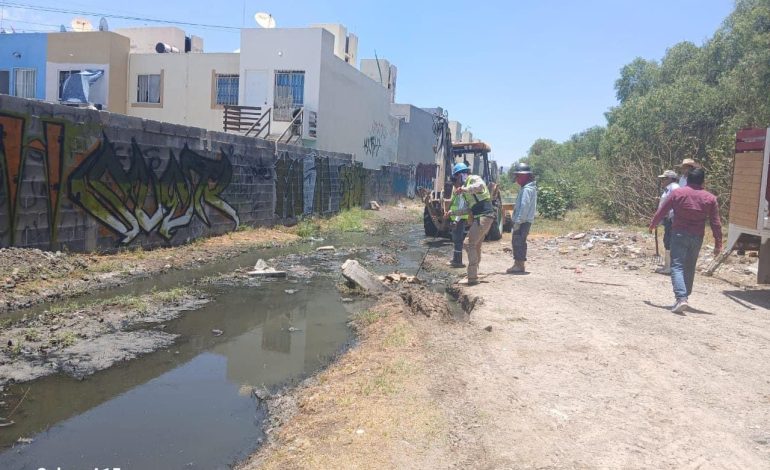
[274,71,304,121]
[215,74,239,106]
[14,68,36,98]
[137,74,161,104]
[58,70,81,99]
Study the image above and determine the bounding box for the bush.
[537,185,568,219]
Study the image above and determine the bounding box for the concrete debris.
[253,387,271,401]
[247,259,287,278]
[382,272,422,285]
[341,259,388,294]
[316,246,336,252]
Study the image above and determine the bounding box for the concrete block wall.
[0,96,436,252]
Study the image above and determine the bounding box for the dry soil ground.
[247,228,770,469]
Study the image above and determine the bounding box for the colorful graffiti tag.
[0,96,434,252]
[68,136,239,244]
[0,113,69,247]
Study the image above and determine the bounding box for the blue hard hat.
[452,162,470,176]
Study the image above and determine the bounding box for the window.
[58,70,81,99]
[136,73,162,104]
[0,71,9,95]
[13,68,36,98]
[274,71,304,121]
[215,74,239,106]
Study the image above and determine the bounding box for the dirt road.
[427,236,770,468]
[249,230,770,469]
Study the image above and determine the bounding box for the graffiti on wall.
[0,113,72,247]
[363,121,388,158]
[275,152,305,220]
[68,136,239,244]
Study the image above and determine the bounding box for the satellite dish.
[70,18,93,32]
[254,12,276,29]
[99,17,109,32]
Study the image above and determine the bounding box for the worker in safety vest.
[446,162,496,285]
[446,175,470,268]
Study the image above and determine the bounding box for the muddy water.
[0,225,453,469]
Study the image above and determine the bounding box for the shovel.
[653,179,663,266]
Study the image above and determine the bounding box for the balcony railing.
[223,105,271,138]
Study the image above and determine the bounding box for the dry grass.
[531,207,638,236]
[241,294,449,470]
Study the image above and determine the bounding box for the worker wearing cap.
[507,162,538,274]
[655,170,680,274]
[676,158,700,188]
[446,175,469,268]
[446,162,495,285]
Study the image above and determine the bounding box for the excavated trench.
[0,224,461,470]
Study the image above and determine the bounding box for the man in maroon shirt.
[649,168,722,313]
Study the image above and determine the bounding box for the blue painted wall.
[0,33,48,99]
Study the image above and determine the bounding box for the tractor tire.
[486,201,504,241]
[503,213,513,233]
[423,206,439,237]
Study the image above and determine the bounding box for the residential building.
[0,31,129,112]
[391,104,441,165]
[0,33,47,99]
[361,58,397,104]
[0,23,447,168]
[449,121,462,142]
[238,26,399,168]
[127,52,239,131]
[115,27,204,54]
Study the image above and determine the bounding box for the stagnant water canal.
[0,225,454,469]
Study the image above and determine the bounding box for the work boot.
[655,251,671,275]
[506,260,526,274]
[457,277,479,286]
[446,261,466,268]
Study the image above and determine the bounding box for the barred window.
[215,74,239,106]
[274,71,304,121]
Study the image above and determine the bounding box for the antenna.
[254,12,276,29]
[70,18,93,32]
[374,50,383,85]
[99,17,108,31]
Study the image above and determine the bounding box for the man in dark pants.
[649,168,722,313]
[446,176,469,268]
[655,169,680,274]
[507,163,538,274]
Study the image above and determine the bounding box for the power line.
[0,1,242,30]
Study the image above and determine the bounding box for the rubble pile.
[0,248,88,289]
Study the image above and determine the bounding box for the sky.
[0,0,735,166]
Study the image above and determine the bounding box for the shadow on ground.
[722,289,770,311]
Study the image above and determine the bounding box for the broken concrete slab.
[341,259,388,294]
[247,259,287,278]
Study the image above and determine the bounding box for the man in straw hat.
[507,162,538,274]
[675,158,700,188]
[649,168,722,313]
[655,170,680,274]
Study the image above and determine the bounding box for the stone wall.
[0,96,436,252]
